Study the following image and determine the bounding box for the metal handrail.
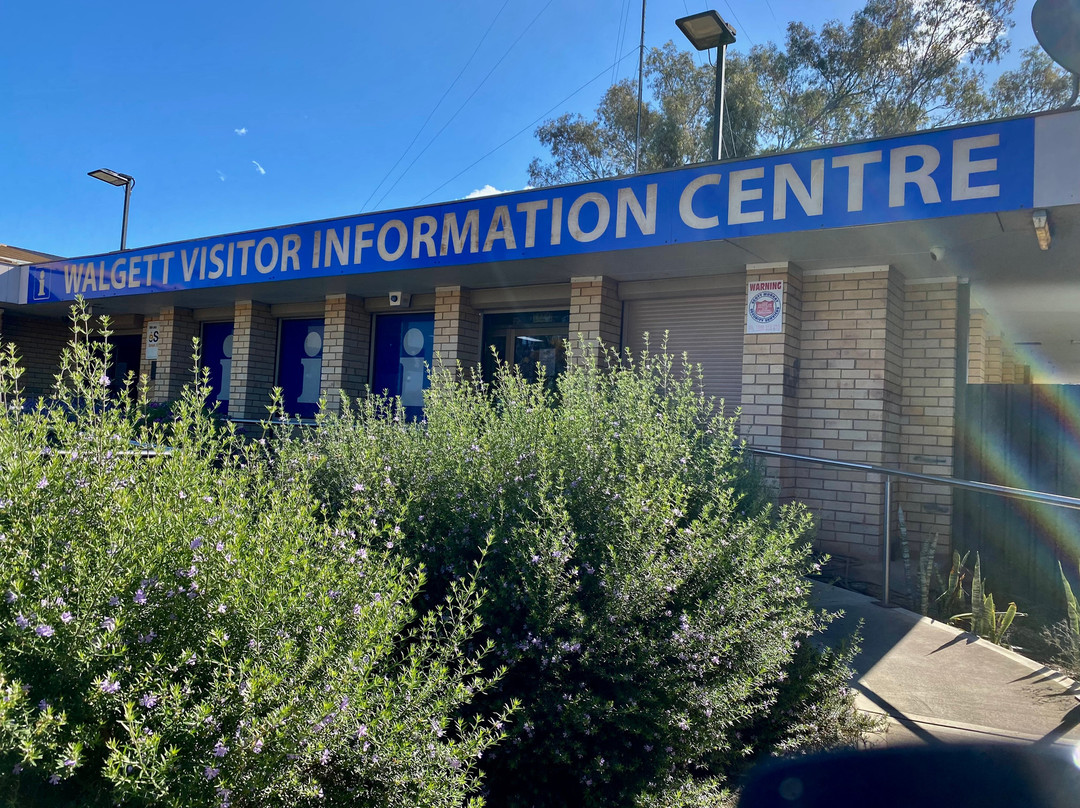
[744,446,1080,606]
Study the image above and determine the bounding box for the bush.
[292,342,871,808]
[0,306,509,807]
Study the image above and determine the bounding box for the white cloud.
[252,160,266,175]
[234,127,248,136]
[464,184,531,199]
[465,184,506,199]
[216,170,226,182]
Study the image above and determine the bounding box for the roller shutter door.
[623,295,743,415]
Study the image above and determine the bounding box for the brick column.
[569,276,621,359]
[985,332,1003,383]
[139,307,197,404]
[433,286,481,373]
[790,268,905,578]
[320,294,370,412]
[229,301,277,420]
[900,279,960,573]
[967,308,987,384]
[740,263,803,500]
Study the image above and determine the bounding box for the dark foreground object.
[738,744,1080,808]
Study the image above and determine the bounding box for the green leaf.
[1061,562,1080,640]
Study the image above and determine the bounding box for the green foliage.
[292,342,872,808]
[948,553,1022,646]
[0,303,509,807]
[1039,562,1080,679]
[529,0,1073,184]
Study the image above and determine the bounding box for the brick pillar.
[229,301,277,420]
[569,276,621,359]
[968,308,987,384]
[791,268,905,580]
[139,307,197,404]
[433,286,481,373]
[320,294,370,412]
[900,279,959,574]
[985,332,1003,383]
[740,263,803,500]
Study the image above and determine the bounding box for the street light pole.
[714,43,727,161]
[88,168,135,251]
[675,10,737,162]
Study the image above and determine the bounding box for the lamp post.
[88,168,135,251]
[675,10,737,161]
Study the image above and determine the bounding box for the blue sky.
[1,1,1042,259]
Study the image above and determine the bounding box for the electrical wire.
[359,0,512,213]
[371,0,556,212]
[418,46,642,204]
[718,0,753,47]
[612,0,633,86]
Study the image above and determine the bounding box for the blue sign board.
[200,321,234,415]
[278,319,324,419]
[371,313,435,421]
[22,114,1047,306]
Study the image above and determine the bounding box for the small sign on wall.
[145,321,161,359]
[746,280,784,334]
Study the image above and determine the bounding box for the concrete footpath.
[811,581,1080,747]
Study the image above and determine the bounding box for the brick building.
[3,108,1079,596]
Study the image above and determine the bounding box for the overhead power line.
[371,0,556,212]
[418,46,641,204]
[359,0,512,213]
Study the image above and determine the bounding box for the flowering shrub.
[294,343,872,808]
[0,306,509,807]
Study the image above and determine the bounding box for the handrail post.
[882,476,892,607]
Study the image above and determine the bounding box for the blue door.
[200,322,234,414]
[371,313,435,420]
[278,318,324,419]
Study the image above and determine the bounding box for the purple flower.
[99,373,111,387]
[190,537,202,549]
[35,624,54,638]
[204,766,220,780]
[215,542,225,552]
[139,693,159,708]
[49,774,60,785]
[179,490,187,500]
[138,631,157,644]
[38,699,49,711]
[320,748,331,764]
[12,764,22,774]
[134,589,147,605]
[252,739,263,753]
[213,741,228,758]
[4,591,15,603]
[60,611,73,623]
[108,596,120,607]
[100,677,120,694]
[15,614,29,629]
[63,758,76,767]
[100,617,116,632]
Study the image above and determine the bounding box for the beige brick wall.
[321,294,370,412]
[789,268,904,570]
[433,286,481,372]
[968,308,987,384]
[899,280,959,562]
[2,313,70,400]
[569,276,621,357]
[229,301,277,419]
[139,307,198,404]
[740,264,803,499]
[985,331,1003,383]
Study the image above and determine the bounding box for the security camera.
[929,246,945,262]
[388,291,410,307]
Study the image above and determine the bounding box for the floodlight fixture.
[88,168,135,250]
[675,11,737,161]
